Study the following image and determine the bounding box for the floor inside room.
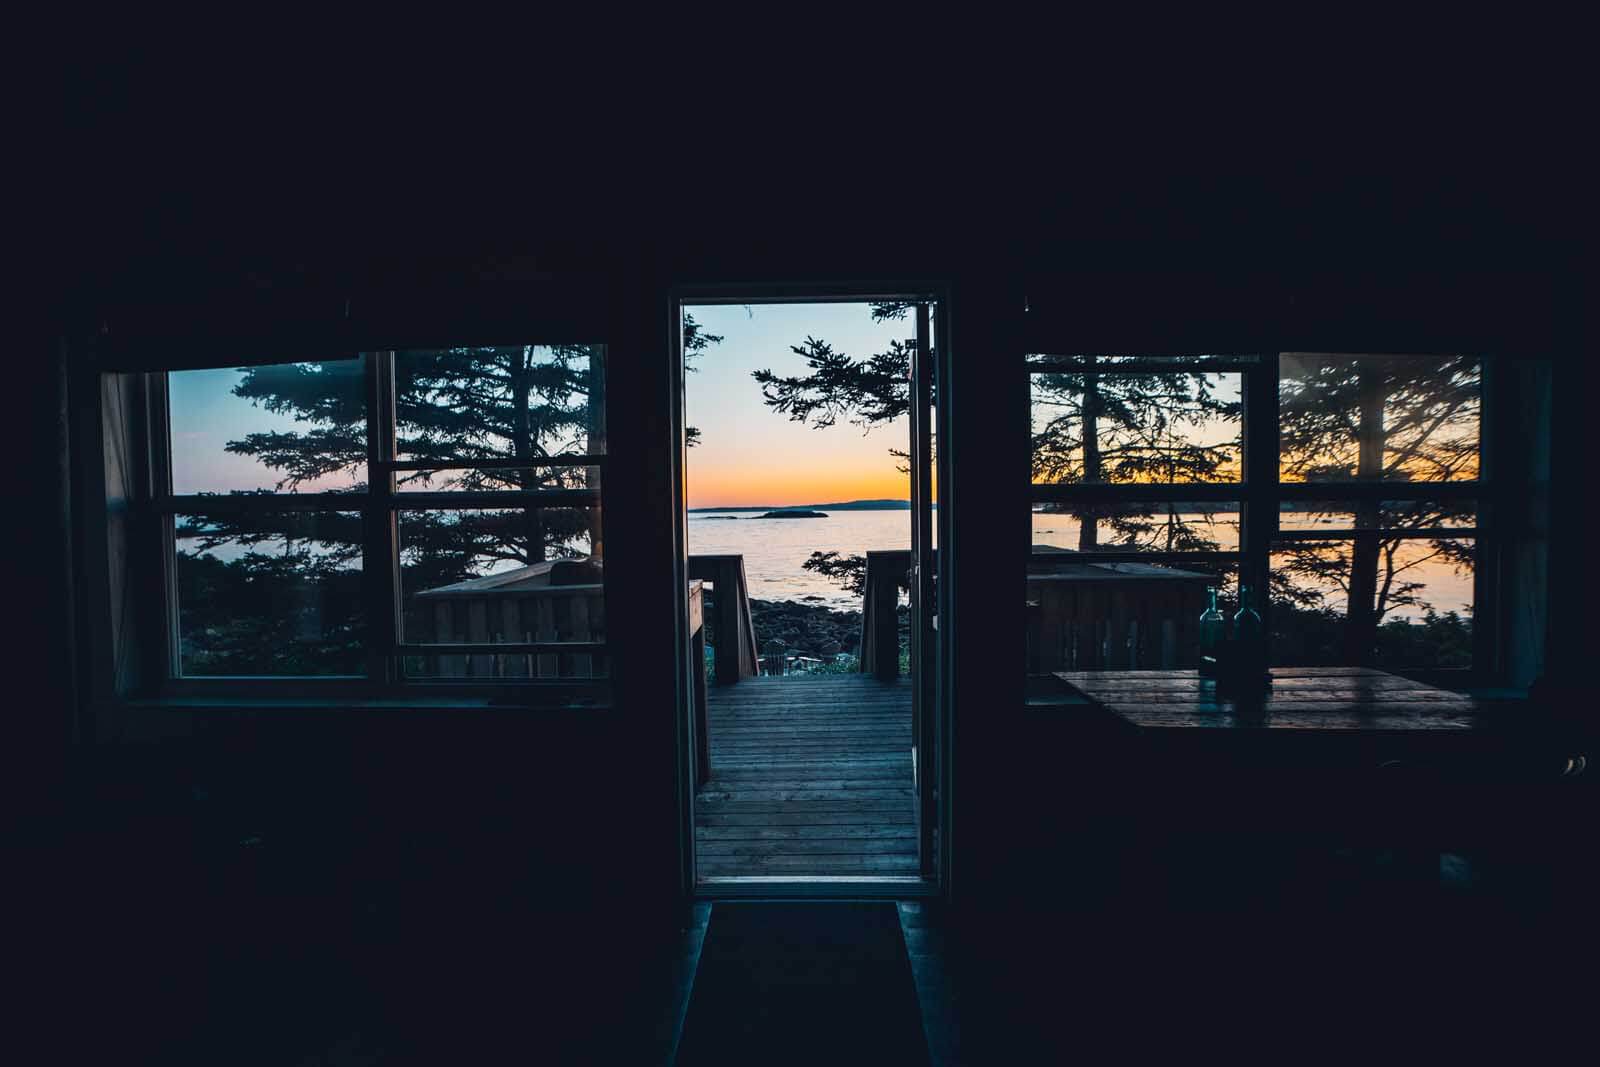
[99,842,1583,1066]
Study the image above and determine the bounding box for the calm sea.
[687,509,916,610]
[687,509,1472,618]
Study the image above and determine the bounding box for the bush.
[1270,600,1473,668]
[1375,610,1473,669]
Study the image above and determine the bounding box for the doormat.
[673,902,929,1066]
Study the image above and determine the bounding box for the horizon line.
[688,497,918,512]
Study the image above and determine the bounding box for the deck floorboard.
[696,674,918,880]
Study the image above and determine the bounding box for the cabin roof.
[1029,547,1215,582]
[416,557,602,598]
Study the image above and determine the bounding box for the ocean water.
[687,510,915,610]
[687,509,1472,619]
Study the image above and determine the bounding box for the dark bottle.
[1232,583,1265,679]
[1198,586,1225,676]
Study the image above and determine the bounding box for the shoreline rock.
[704,595,907,663]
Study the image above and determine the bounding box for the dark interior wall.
[948,264,1586,900]
[16,326,78,823]
[44,196,1584,1056]
[1543,271,1586,687]
[59,249,1581,804]
[46,254,692,1060]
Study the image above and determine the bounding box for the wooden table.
[1053,666,1492,734]
[1051,666,1536,849]
[1046,668,1587,892]
[1049,664,1533,804]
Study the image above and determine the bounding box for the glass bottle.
[1198,586,1225,676]
[1232,583,1265,678]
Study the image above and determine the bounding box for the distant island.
[762,509,827,519]
[690,498,913,513]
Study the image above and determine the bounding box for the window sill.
[125,695,614,713]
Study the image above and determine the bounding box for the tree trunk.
[1344,360,1385,663]
[510,347,546,564]
[1078,357,1101,551]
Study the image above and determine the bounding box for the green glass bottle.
[1232,583,1265,680]
[1198,586,1225,676]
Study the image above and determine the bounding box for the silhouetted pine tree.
[1276,353,1479,663]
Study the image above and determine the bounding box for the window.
[174,509,366,676]
[1272,354,1481,671]
[1025,350,1487,681]
[155,345,609,702]
[1026,354,1247,679]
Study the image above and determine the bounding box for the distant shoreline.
[690,498,914,513]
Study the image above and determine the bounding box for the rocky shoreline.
[706,595,907,661]
[749,597,861,659]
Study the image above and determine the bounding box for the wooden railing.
[1026,557,1216,673]
[860,550,913,680]
[687,554,761,685]
[683,548,1214,683]
[409,581,606,678]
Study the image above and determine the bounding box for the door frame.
[668,282,953,899]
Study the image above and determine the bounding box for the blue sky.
[168,365,366,493]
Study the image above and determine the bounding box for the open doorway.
[678,297,939,886]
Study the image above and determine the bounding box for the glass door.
[909,302,939,878]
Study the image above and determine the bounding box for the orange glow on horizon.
[688,467,914,509]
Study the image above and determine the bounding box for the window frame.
[145,346,613,705]
[1024,348,1494,683]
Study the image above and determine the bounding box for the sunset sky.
[169,304,918,508]
[684,303,914,509]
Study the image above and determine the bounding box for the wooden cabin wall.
[942,262,1589,924]
[20,327,78,818]
[42,193,1585,1058]
[41,256,687,1061]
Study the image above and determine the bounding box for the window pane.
[1027,556,1233,675]
[394,346,607,474]
[1270,538,1474,667]
[1278,354,1480,483]
[1030,371,1242,484]
[399,507,605,680]
[175,511,365,676]
[1032,504,1240,553]
[169,360,367,493]
[1278,499,1476,532]
[395,465,600,493]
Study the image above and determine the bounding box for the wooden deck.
[695,674,918,880]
